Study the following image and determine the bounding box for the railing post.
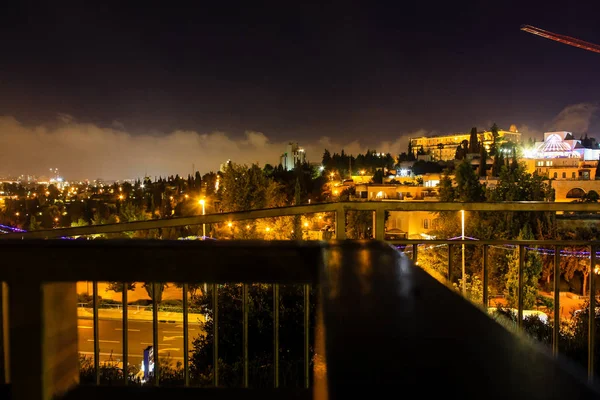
[447,244,452,282]
[589,245,596,383]
[336,207,346,240]
[304,284,310,389]
[273,284,279,388]
[243,283,249,388]
[518,245,525,330]
[375,210,385,241]
[9,282,79,400]
[152,282,159,386]
[483,245,488,308]
[93,281,100,384]
[122,282,128,385]
[213,283,219,387]
[0,282,6,385]
[412,243,418,263]
[553,246,560,357]
[182,283,189,386]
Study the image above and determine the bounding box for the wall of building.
[552,180,600,202]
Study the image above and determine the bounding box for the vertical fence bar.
[213,283,219,387]
[0,282,5,384]
[122,283,128,385]
[93,281,100,385]
[152,282,159,386]
[483,245,489,308]
[412,243,418,263]
[447,244,452,282]
[589,245,596,383]
[243,283,249,388]
[553,246,560,357]
[336,208,346,240]
[517,245,525,330]
[375,210,385,241]
[273,284,280,388]
[304,284,310,389]
[183,283,189,386]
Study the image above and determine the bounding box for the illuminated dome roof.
[542,134,572,152]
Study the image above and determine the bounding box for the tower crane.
[520,25,600,54]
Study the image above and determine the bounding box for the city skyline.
[0,103,596,180]
[1,2,599,179]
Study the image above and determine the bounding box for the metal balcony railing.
[1,201,600,399]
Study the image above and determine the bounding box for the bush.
[78,293,93,305]
[98,299,122,309]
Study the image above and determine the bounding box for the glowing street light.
[304,222,309,227]
[227,221,232,228]
[265,227,270,232]
[199,199,206,239]
[118,194,124,200]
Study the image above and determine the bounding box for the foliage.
[453,273,483,304]
[142,282,168,303]
[505,226,543,309]
[346,210,372,239]
[106,282,137,293]
[454,160,484,202]
[190,284,315,387]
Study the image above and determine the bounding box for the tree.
[437,143,444,160]
[489,123,500,157]
[371,170,384,184]
[322,149,332,168]
[106,282,137,293]
[28,215,42,230]
[505,225,543,309]
[220,163,268,212]
[189,284,315,387]
[142,283,168,303]
[438,172,455,202]
[454,160,484,202]
[454,140,469,160]
[468,127,479,154]
[560,226,598,296]
[478,145,488,177]
[346,210,372,239]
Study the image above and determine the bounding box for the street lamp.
[461,210,466,296]
[199,199,206,239]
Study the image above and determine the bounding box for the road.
[78,319,203,366]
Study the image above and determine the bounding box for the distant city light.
[319,166,324,171]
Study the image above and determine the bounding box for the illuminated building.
[409,125,521,161]
[521,131,600,202]
[280,142,306,171]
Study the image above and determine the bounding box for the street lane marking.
[163,335,184,341]
[79,351,184,360]
[163,330,183,334]
[78,326,93,329]
[159,348,180,352]
[175,324,198,329]
[115,328,141,332]
[87,339,120,343]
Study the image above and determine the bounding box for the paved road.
[78,319,203,366]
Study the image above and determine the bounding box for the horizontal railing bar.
[0,240,322,283]
[2,201,599,239]
[387,239,600,246]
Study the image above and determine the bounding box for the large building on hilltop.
[409,125,521,161]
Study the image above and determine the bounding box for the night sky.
[1,1,599,179]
